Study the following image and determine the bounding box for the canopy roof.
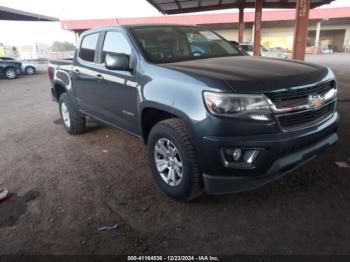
[146,0,335,14]
[61,7,350,30]
[0,5,58,21]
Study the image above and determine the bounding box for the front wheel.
[25,66,36,75]
[5,68,17,79]
[59,93,86,135]
[147,118,203,201]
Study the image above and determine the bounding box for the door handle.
[74,69,80,74]
[95,74,104,80]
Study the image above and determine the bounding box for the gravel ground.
[0,54,349,255]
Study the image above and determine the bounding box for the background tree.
[51,41,76,52]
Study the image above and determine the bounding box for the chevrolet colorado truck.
[48,25,339,201]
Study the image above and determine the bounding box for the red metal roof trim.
[61,7,350,30]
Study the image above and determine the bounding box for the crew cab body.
[48,25,338,200]
[0,58,22,79]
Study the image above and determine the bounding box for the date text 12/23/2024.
[127,256,220,261]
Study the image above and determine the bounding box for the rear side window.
[79,33,99,62]
[101,31,131,63]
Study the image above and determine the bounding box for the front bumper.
[199,112,339,194]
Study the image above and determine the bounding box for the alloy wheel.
[61,102,71,128]
[6,69,16,79]
[154,138,183,186]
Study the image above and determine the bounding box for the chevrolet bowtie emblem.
[308,95,325,110]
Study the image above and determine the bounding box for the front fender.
[139,101,196,135]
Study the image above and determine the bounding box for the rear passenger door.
[72,32,102,115]
[92,30,140,135]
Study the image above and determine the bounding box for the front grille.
[277,101,335,130]
[264,80,336,131]
[266,80,336,109]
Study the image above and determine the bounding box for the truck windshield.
[130,26,241,64]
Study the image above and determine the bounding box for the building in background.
[18,42,50,59]
[61,7,350,53]
[0,43,19,58]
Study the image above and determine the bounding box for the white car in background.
[20,60,43,75]
[0,57,43,75]
[240,43,289,59]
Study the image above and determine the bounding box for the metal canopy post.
[315,21,322,54]
[238,7,244,43]
[253,0,262,56]
[292,0,311,60]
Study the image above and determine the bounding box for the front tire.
[25,66,36,75]
[59,93,86,135]
[147,118,203,201]
[5,68,17,79]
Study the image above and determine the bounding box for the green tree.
[51,41,76,52]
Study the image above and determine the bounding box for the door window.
[79,33,99,62]
[102,31,132,63]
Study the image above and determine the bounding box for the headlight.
[203,91,272,121]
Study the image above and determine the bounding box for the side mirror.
[105,53,130,71]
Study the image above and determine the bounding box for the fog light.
[242,150,260,164]
[221,147,262,169]
[232,148,242,161]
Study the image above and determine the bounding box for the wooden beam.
[238,7,244,43]
[253,0,263,56]
[292,0,311,60]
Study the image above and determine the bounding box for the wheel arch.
[53,81,67,101]
[140,102,196,145]
[25,65,36,73]
[4,66,16,72]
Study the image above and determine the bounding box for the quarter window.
[79,33,99,62]
[102,31,131,63]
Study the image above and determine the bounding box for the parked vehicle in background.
[0,58,22,79]
[21,60,43,75]
[49,25,338,201]
[321,44,334,54]
[240,42,289,59]
[0,57,42,75]
[270,47,287,53]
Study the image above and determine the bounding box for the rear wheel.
[59,93,86,135]
[25,66,35,75]
[147,118,203,201]
[5,68,16,79]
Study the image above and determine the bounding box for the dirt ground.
[0,54,350,255]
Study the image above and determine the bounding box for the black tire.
[25,66,36,75]
[147,118,203,201]
[58,93,86,135]
[5,68,17,79]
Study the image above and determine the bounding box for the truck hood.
[162,56,331,93]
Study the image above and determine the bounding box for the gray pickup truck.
[49,25,338,201]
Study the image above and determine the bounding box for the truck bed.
[49,59,73,66]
